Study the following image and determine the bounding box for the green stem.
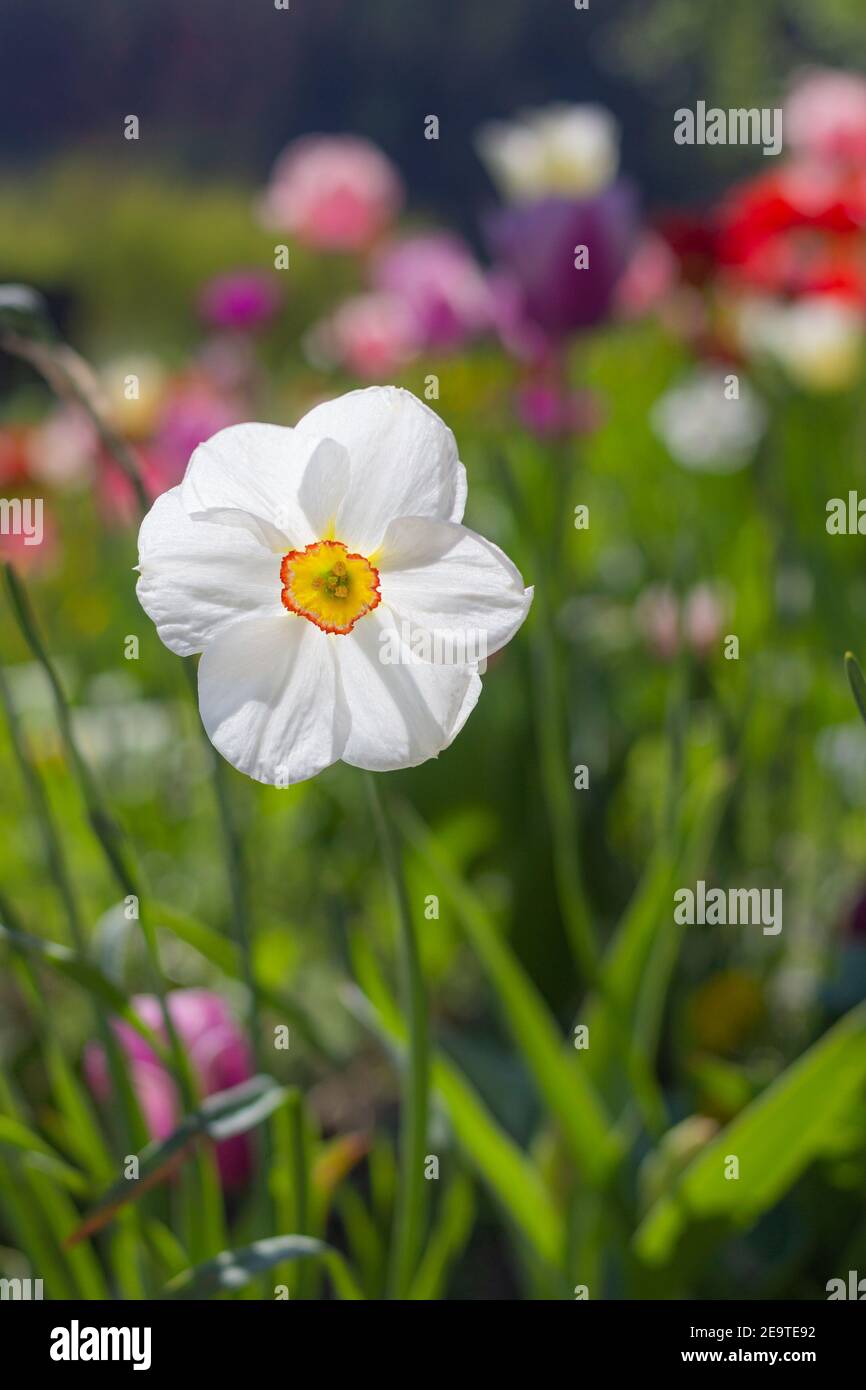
[3,563,196,1109]
[181,659,263,1069]
[286,1089,311,1300]
[366,774,429,1300]
[499,451,599,984]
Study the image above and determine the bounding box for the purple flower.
[198,271,280,332]
[372,234,493,351]
[485,182,639,348]
[84,989,254,1190]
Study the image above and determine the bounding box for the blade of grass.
[0,665,150,1151]
[635,1001,866,1265]
[162,1235,363,1300]
[408,1172,475,1301]
[0,1115,89,1194]
[3,563,196,1111]
[499,449,598,983]
[399,802,620,1185]
[845,650,866,726]
[68,1074,288,1245]
[344,932,563,1271]
[366,774,430,1300]
[0,924,166,1058]
[153,898,338,1063]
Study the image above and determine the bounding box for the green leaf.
[409,1173,475,1301]
[845,651,866,727]
[345,933,563,1270]
[400,804,620,1184]
[69,1075,289,1244]
[0,925,166,1060]
[635,1001,866,1265]
[153,900,339,1062]
[163,1236,363,1300]
[0,1115,88,1194]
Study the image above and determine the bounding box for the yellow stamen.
[280,539,381,635]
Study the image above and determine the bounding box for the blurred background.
[2,0,866,1302]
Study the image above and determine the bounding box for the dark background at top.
[0,0,845,223]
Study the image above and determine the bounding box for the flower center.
[280,539,381,635]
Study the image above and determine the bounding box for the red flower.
[716,164,866,305]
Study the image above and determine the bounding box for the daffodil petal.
[197,615,347,786]
[295,386,467,553]
[180,423,350,548]
[137,488,283,657]
[334,605,481,771]
[379,517,533,660]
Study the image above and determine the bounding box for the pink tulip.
[259,135,403,252]
[84,989,254,1190]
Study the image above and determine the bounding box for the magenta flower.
[372,234,493,351]
[485,182,638,349]
[84,989,254,1190]
[153,383,243,482]
[259,135,403,252]
[198,271,281,332]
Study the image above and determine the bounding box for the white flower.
[737,295,864,394]
[650,367,766,473]
[136,387,532,786]
[475,103,620,202]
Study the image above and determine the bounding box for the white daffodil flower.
[475,103,620,202]
[136,387,532,786]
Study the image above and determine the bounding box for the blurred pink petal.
[306,291,419,378]
[84,989,254,1192]
[153,383,243,480]
[786,68,866,165]
[259,135,403,252]
[684,584,725,659]
[615,230,677,319]
[635,585,680,663]
[372,234,493,350]
[0,509,58,575]
[27,406,97,490]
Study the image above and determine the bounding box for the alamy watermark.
[0,1276,43,1299]
[0,497,43,546]
[378,619,488,669]
[674,880,782,935]
[674,101,782,157]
